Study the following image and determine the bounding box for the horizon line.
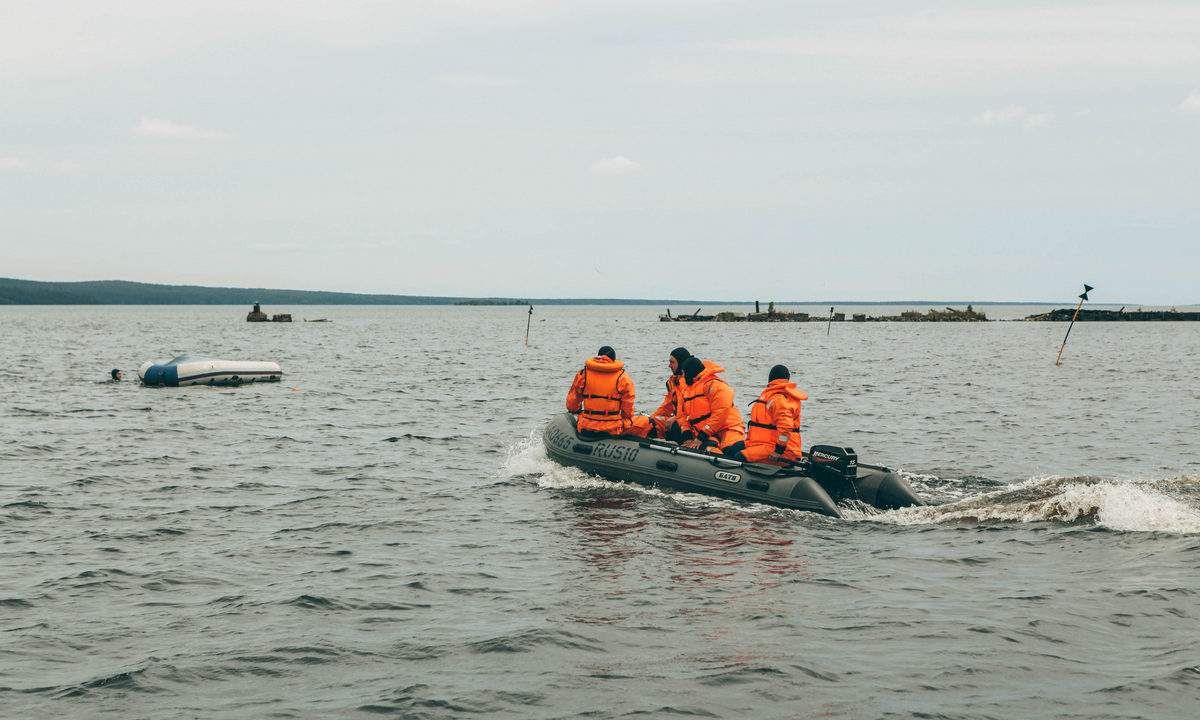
[0,277,1184,307]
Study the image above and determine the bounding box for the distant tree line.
[4,277,1075,306]
[0,278,462,305]
[0,278,687,305]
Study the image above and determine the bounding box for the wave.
[381,433,466,444]
[45,666,151,700]
[498,426,563,480]
[858,475,1200,533]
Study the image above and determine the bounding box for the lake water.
[2,304,1199,719]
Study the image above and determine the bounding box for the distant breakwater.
[661,306,1200,323]
[660,306,989,322]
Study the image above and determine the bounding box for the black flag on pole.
[1056,284,1093,365]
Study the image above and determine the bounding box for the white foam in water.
[500,429,804,517]
[500,429,643,491]
[1086,481,1200,533]
[504,431,1200,532]
[897,470,976,502]
[499,428,561,478]
[867,475,1200,534]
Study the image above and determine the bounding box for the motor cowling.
[807,445,858,482]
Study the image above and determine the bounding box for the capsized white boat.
[138,355,283,387]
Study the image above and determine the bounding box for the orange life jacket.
[745,380,808,459]
[653,374,685,419]
[681,381,715,427]
[574,357,630,433]
[680,362,741,437]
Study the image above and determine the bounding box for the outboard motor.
[807,445,858,484]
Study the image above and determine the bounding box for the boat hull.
[543,413,924,518]
[138,355,283,387]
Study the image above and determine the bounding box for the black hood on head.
[669,346,691,373]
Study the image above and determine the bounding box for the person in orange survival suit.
[566,346,652,437]
[733,364,808,465]
[677,356,746,455]
[648,346,692,442]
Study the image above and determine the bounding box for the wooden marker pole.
[1055,284,1093,365]
[525,304,533,346]
[826,307,834,336]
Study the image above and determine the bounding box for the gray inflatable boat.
[543,413,925,518]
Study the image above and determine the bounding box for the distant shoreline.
[0,277,1183,307]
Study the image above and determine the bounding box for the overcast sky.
[3,1,1197,303]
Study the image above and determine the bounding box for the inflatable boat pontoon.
[138,355,283,387]
[543,413,924,518]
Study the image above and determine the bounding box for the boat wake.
[503,430,1200,533]
[501,429,576,482]
[855,474,1200,534]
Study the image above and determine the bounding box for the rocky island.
[1023,307,1200,321]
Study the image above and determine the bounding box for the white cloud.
[591,156,643,174]
[428,72,519,88]
[1181,90,1200,113]
[0,1,563,82]
[1021,111,1054,129]
[643,65,737,86]
[0,157,32,171]
[971,104,1027,126]
[0,157,78,172]
[971,105,1053,129]
[726,4,1200,90]
[133,116,232,141]
[248,241,303,252]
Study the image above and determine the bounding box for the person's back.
[566,346,650,436]
[737,365,807,465]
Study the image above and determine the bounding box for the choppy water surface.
[2,304,1199,719]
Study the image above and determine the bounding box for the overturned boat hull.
[543,413,924,518]
[138,355,283,387]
